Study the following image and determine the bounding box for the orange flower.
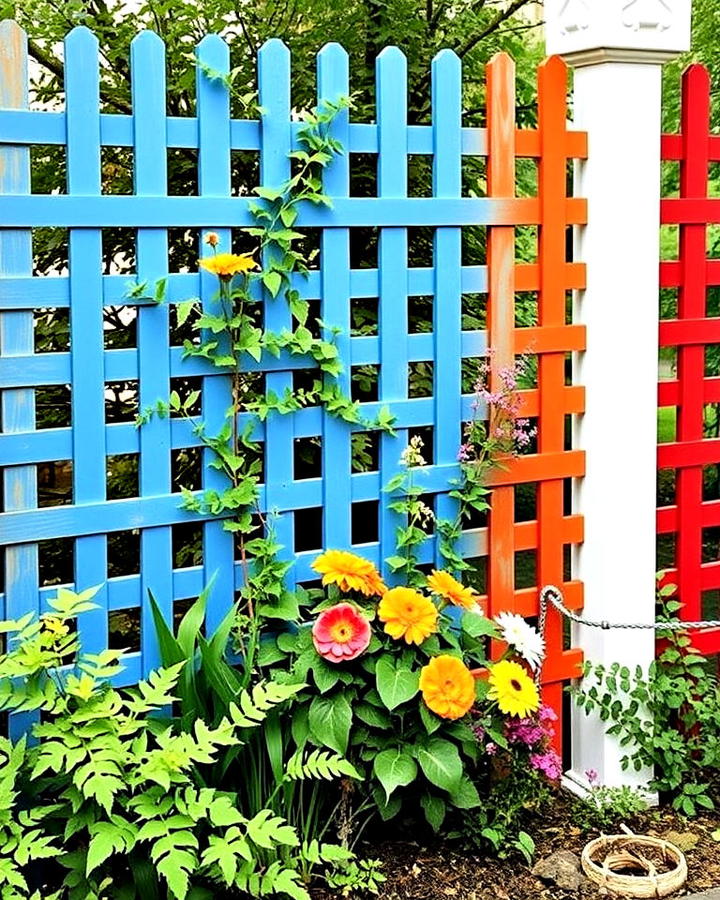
[311,550,386,597]
[426,570,480,611]
[419,655,476,720]
[378,587,438,645]
[199,252,256,279]
[204,232,220,247]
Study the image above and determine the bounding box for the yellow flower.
[378,587,438,645]
[487,659,539,718]
[199,252,256,279]
[419,654,476,720]
[426,570,480,611]
[311,550,386,597]
[41,615,69,637]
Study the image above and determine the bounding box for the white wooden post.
[544,0,691,791]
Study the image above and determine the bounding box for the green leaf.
[420,793,446,831]
[461,611,497,638]
[375,655,419,711]
[373,748,417,802]
[448,774,481,809]
[308,693,352,755]
[263,270,282,298]
[86,824,127,875]
[415,737,463,794]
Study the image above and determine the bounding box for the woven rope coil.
[581,834,687,898]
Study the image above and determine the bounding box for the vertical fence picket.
[431,49,462,568]
[537,56,572,735]
[0,21,38,737]
[196,34,235,628]
[65,26,108,653]
[675,66,710,627]
[258,40,296,570]
[318,44,352,550]
[376,47,409,581]
[486,53,517,616]
[132,30,172,672]
[658,65,720,656]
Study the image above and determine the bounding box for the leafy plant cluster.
[571,780,648,833]
[574,580,720,817]
[0,588,376,900]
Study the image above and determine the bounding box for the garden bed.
[313,790,720,900]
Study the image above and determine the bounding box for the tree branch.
[454,0,534,60]
[27,39,133,114]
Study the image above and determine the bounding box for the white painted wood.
[544,0,691,789]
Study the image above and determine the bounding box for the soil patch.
[313,789,720,899]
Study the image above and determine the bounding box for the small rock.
[663,830,699,852]
[532,850,585,891]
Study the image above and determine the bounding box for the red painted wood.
[659,64,720,656]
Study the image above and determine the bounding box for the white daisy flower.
[494,611,545,671]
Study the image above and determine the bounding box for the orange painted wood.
[486,52,518,623]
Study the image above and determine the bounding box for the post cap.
[545,0,692,66]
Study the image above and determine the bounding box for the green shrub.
[573,582,720,816]
[0,587,371,900]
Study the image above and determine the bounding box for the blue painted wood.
[377,47,409,583]
[0,195,516,228]
[0,29,504,697]
[432,49,463,566]
[196,34,236,631]
[0,21,38,738]
[318,44,352,551]
[258,39,296,576]
[64,26,108,655]
[132,30,173,671]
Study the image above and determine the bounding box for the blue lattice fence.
[0,23,587,736]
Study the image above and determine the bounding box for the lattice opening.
[101,147,134,195]
[38,537,74,587]
[352,500,379,545]
[107,529,141,577]
[34,308,70,352]
[36,385,71,429]
[408,360,433,398]
[351,431,380,472]
[109,607,141,652]
[105,381,138,423]
[294,436,322,480]
[408,295,433,334]
[294,507,323,552]
[461,292,487,331]
[107,454,139,500]
[351,297,378,335]
[38,460,72,506]
[103,306,137,349]
[171,447,202,493]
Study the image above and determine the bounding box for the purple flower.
[485,742,498,756]
[530,750,563,781]
[457,443,472,462]
[585,769,599,786]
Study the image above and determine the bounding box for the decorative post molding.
[544,0,691,791]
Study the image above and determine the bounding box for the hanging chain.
[533,585,720,686]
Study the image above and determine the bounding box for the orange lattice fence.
[479,55,586,749]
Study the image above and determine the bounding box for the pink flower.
[585,769,599,786]
[312,603,371,664]
[485,742,498,756]
[530,749,563,781]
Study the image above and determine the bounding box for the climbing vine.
[135,93,395,636]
